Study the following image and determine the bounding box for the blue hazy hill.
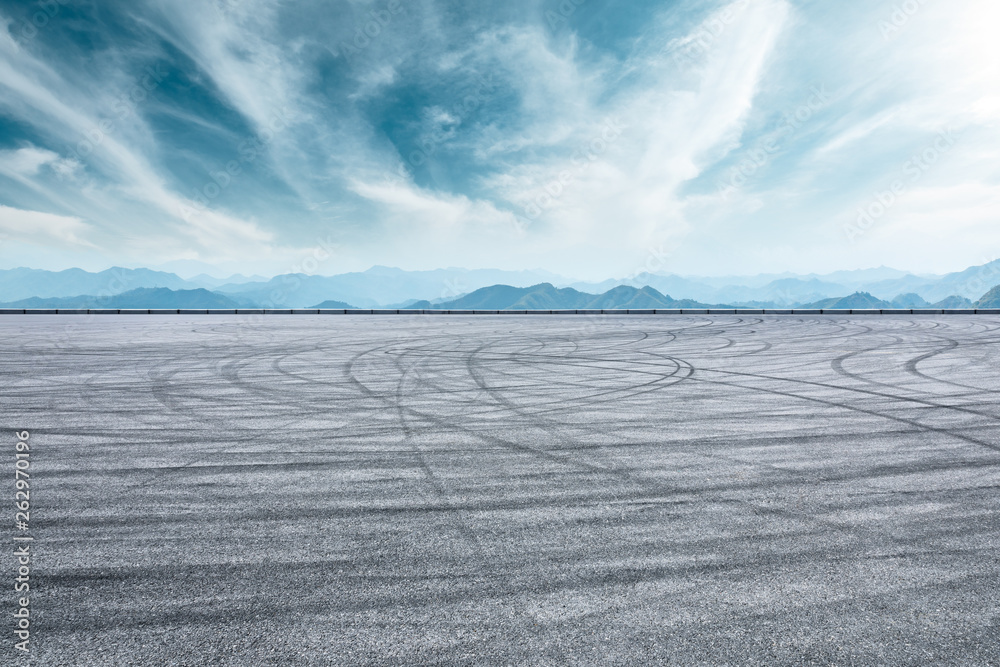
[0,267,197,301]
[803,291,983,310]
[801,292,892,309]
[933,295,974,309]
[310,300,358,309]
[3,262,999,310]
[421,283,715,310]
[976,286,1000,308]
[0,288,240,309]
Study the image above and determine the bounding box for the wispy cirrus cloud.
[0,204,95,248]
[0,0,997,277]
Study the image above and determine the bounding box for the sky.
[0,0,997,280]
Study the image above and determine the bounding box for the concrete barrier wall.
[0,309,994,316]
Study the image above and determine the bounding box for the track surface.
[2,315,999,666]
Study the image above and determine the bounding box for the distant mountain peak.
[977,285,1000,308]
[4,261,999,310]
[0,287,239,309]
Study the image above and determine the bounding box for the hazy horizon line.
[0,260,981,283]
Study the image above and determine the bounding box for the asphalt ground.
[2,314,999,666]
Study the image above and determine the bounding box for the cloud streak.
[0,204,95,248]
[0,0,996,277]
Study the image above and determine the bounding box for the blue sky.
[0,0,997,279]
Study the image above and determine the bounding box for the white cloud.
[868,183,1000,238]
[142,0,296,135]
[469,1,792,270]
[335,0,795,277]
[0,205,95,248]
[350,177,516,234]
[0,22,280,262]
[349,63,397,101]
[0,146,71,176]
[1,0,998,278]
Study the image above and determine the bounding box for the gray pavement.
[2,314,999,666]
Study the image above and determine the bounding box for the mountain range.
[977,285,1000,308]
[1,260,999,309]
[801,292,975,310]
[5,284,997,312]
[403,284,712,310]
[0,288,241,309]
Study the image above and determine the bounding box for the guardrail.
[1,309,998,315]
